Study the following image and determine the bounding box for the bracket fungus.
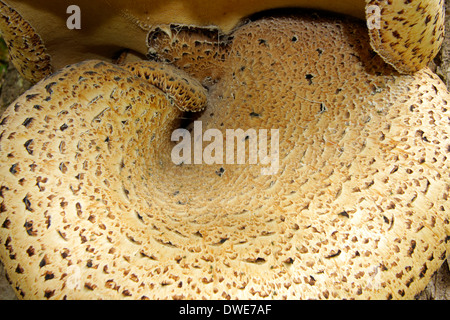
[0,2,449,300]
[0,0,445,83]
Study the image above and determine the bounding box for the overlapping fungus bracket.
[367,0,445,73]
[147,23,232,84]
[0,13,449,300]
[124,60,208,112]
[0,0,52,82]
[0,0,446,85]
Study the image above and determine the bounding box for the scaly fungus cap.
[0,13,449,299]
[0,0,445,83]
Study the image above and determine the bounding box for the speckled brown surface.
[366,0,445,74]
[0,61,31,300]
[0,13,449,299]
[0,1,52,83]
[0,9,450,300]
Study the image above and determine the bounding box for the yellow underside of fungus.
[0,11,449,299]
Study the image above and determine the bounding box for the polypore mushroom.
[0,1,52,82]
[0,0,444,83]
[366,0,445,74]
[0,12,449,299]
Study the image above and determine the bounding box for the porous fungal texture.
[0,14,450,300]
[0,1,445,84]
[147,24,232,84]
[0,1,52,83]
[124,61,208,112]
[366,0,445,74]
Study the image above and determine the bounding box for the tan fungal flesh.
[124,61,208,112]
[0,1,52,83]
[0,0,445,83]
[101,0,368,32]
[0,14,450,300]
[147,24,231,84]
[366,0,445,74]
